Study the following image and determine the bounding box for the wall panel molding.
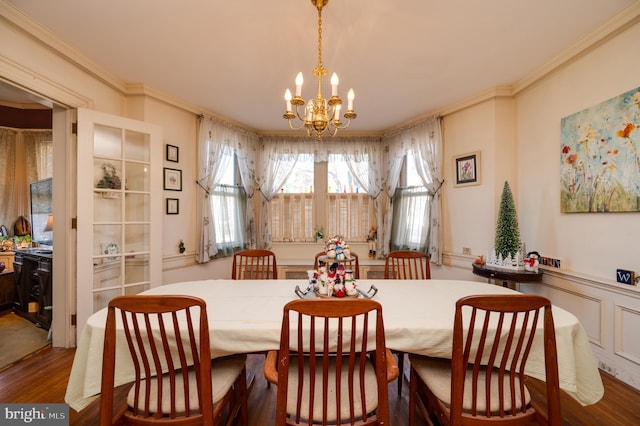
[615,303,640,366]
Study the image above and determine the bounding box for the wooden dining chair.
[232,249,278,279]
[383,250,431,280]
[264,298,399,426]
[384,249,431,396]
[408,294,561,426]
[100,295,248,426]
[313,251,360,279]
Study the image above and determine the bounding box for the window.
[277,155,314,193]
[326,154,373,241]
[210,148,246,253]
[327,154,369,194]
[325,193,373,241]
[271,155,314,242]
[269,153,375,243]
[390,150,431,251]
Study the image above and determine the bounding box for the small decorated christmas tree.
[494,181,521,260]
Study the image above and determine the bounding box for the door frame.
[1,61,91,347]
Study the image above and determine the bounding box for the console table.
[472,263,542,288]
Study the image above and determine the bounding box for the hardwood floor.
[1,347,639,425]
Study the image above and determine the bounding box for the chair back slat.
[384,250,430,280]
[450,294,561,425]
[232,249,278,279]
[100,295,214,426]
[274,299,391,426]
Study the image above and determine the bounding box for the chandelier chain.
[314,5,326,77]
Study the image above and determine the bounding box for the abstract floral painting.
[560,86,640,212]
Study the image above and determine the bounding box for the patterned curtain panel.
[0,128,52,236]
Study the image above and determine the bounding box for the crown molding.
[513,1,640,95]
[0,55,92,108]
[383,85,514,138]
[0,0,126,96]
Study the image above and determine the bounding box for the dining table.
[64,279,604,411]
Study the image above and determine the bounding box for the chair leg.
[231,365,248,426]
[410,364,436,426]
[409,364,417,426]
[264,353,271,388]
[397,351,405,396]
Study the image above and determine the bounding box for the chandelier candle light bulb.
[331,73,339,96]
[284,89,292,113]
[295,72,303,97]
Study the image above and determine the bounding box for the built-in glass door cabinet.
[76,108,162,333]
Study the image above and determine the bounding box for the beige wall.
[441,16,640,388]
[442,19,640,283]
[516,22,640,279]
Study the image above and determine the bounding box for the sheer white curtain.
[326,138,384,248]
[382,133,406,257]
[258,137,315,248]
[196,117,258,262]
[236,132,258,248]
[382,116,443,263]
[257,136,381,248]
[411,118,443,264]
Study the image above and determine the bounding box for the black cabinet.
[13,250,52,329]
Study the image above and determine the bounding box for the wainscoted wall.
[446,252,640,391]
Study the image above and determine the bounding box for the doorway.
[0,80,55,365]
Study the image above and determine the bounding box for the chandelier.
[283,0,357,139]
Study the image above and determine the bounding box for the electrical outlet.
[616,269,635,285]
[598,361,619,377]
[462,247,471,255]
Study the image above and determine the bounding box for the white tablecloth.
[65,279,603,411]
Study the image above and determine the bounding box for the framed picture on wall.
[454,151,480,187]
[163,168,182,191]
[166,144,179,162]
[166,198,179,215]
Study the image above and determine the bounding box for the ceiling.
[4,0,637,134]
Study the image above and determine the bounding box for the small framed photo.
[166,144,179,162]
[163,168,182,191]
[166,198,179,215]
[454,151,480,187]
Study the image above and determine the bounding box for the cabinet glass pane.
[93,224,122,257]
[94,193,122,222]
[93,288,120,313]
[124,193,149,222]
[124,130,150,162]
[93,264,122,290]
[93,125,122,158]
[94,159,124,190]
[124,224,149,252]
[125,254,150,284]
[125,161,150,192]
